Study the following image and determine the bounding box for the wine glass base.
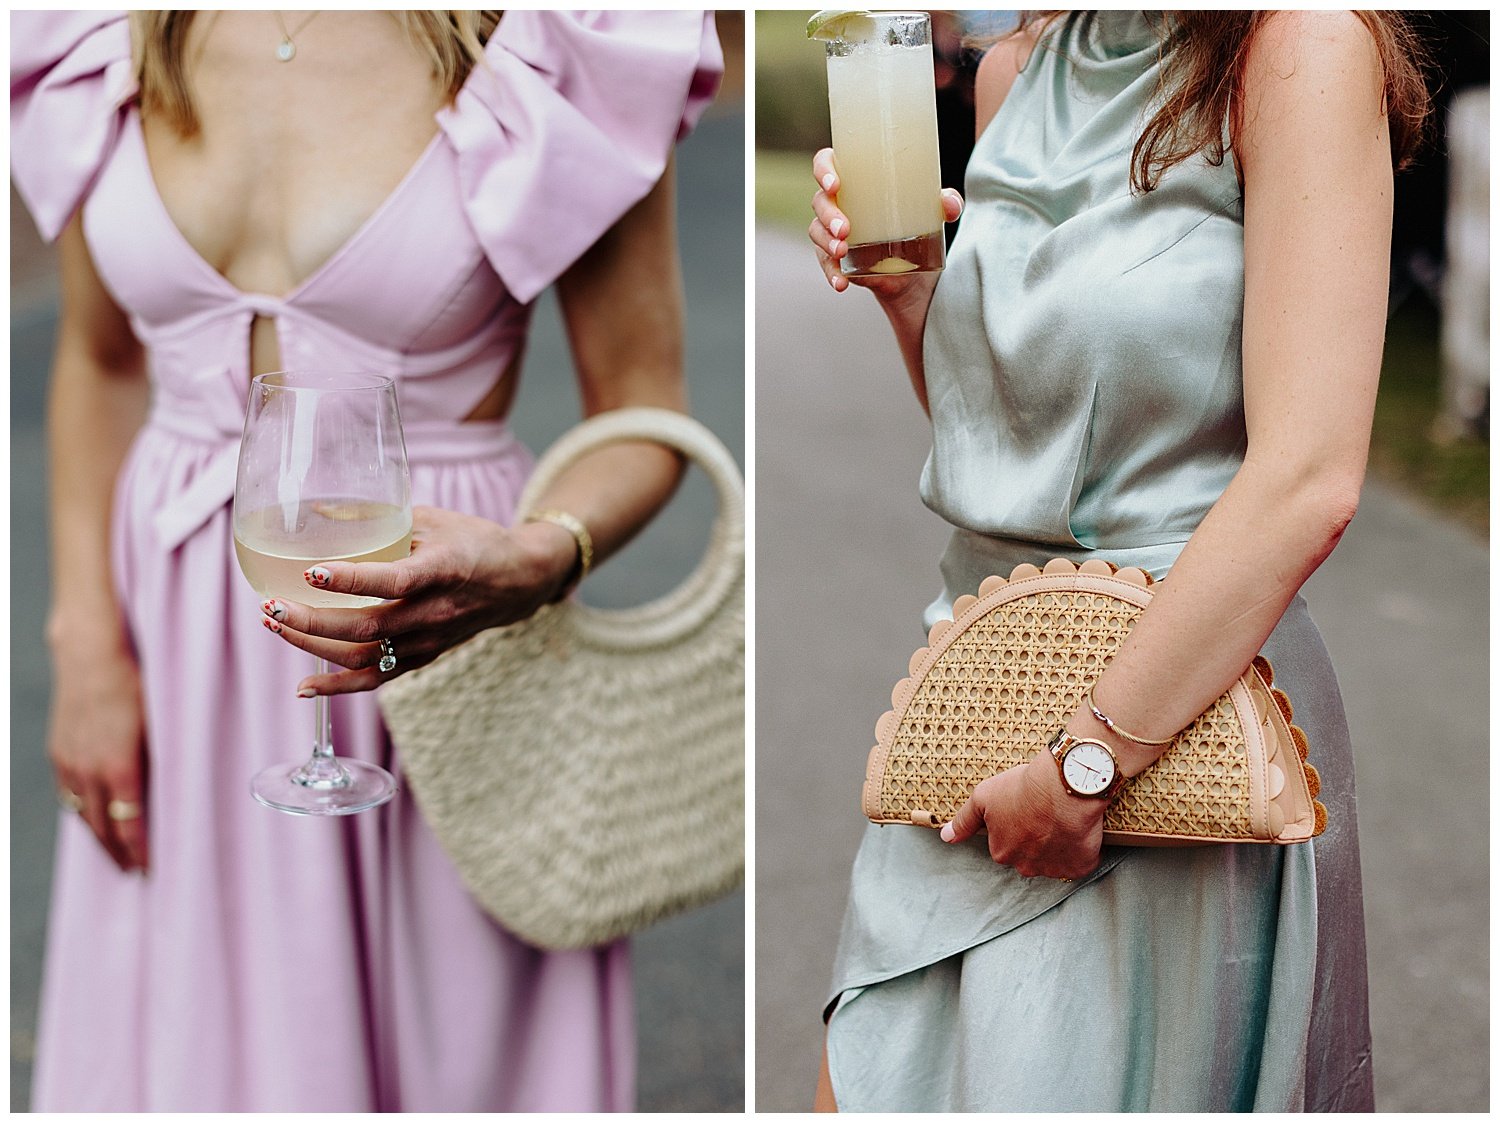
[251,759,397,816]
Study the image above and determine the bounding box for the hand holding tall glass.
[812,10,946,276]
[233,371,412,815]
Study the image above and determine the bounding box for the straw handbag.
[863,558,1327,844]
[378,408,744,949]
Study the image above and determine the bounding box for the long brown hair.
[1009,11,1431,193]
[131,11,503,137]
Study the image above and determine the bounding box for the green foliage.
[756,149,817,230]
[756,11,831,153]
[1371,293,1489,532]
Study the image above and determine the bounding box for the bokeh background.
[10,12,746,1113]
[756,9,1488,1113]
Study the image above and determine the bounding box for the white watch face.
[1062,740,1116,796]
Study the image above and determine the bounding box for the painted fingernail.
[830,217,846,238]
[821,173,836,191]
[940,823,956,842]
[262,617,282,634]
[305,566,330,587]
[296,685,317,698]
[830,239,844,256]
[262,599,285,620]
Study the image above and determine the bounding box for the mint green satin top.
[920,10,1245,619]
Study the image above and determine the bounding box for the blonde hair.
[131,10,502,137]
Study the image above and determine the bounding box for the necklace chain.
[272,11,320,62]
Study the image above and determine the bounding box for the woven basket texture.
[379,408,744,949]
[865,562,1324,843]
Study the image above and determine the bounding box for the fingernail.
[830,239,843,256]
[830,217,846,238]
[940,823,956,843]
[305,566,330,587]
[297,685,317,698]
[262,599,286,620]
[821,173,836,191]
[262,617,282,634]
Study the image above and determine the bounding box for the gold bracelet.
[1084,685,1178,747]
[525,509,594,591]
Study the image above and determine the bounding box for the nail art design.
[305,566,330,587]
[262,599,286,621]
[262,616,282,634]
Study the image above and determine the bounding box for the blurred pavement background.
[10,14,745,1113]
[754,9,1487,1114]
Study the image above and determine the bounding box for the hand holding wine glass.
[255,504,581,696]
[232,370,412,815]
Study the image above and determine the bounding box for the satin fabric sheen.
[12,10,720,1111]
[827,12,1373,1111]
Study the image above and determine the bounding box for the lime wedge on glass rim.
[806,9,877,41]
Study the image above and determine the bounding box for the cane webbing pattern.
[864,560,1325,844]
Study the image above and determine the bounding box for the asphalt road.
[753,228,1488,1113]
[9,112,745,1113]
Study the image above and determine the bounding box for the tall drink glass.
[815,11,945,276]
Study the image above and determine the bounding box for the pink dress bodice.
[13,9,720,549]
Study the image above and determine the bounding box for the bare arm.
[269,161,694,693]
[945,12,1392,873]
[46,215,152,871]
[522,152,689,568]
[1071,10,1387,766]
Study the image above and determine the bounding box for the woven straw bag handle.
[516,407,745,649]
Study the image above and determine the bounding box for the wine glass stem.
[312,657,333,764]
[297,657,346,788]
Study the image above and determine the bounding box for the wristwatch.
[1047,729,1125,800]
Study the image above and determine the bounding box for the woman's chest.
[140,11,448,299]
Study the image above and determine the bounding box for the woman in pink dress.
[12,10,721,1111]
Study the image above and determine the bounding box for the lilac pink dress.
[11,10,720,1112]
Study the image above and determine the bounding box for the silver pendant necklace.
[273,11,320,62]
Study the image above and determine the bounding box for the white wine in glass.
[235,499,413,609]
[233,372,412,815]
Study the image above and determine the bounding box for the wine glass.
[232,371,412,815]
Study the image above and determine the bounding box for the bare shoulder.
[1239,12,1384,139]
[1236,11,1387,181]
[975,27,1042,139]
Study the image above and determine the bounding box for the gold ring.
[58,789,84,813]
[107,799,143,822]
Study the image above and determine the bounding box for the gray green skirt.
[826,589,1373,1111]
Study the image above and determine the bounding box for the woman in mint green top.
[809,11,1428,1111]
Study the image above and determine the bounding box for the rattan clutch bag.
[863,558,1327,845]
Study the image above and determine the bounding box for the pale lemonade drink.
[823,13,944,275]
[235,498,412,608]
